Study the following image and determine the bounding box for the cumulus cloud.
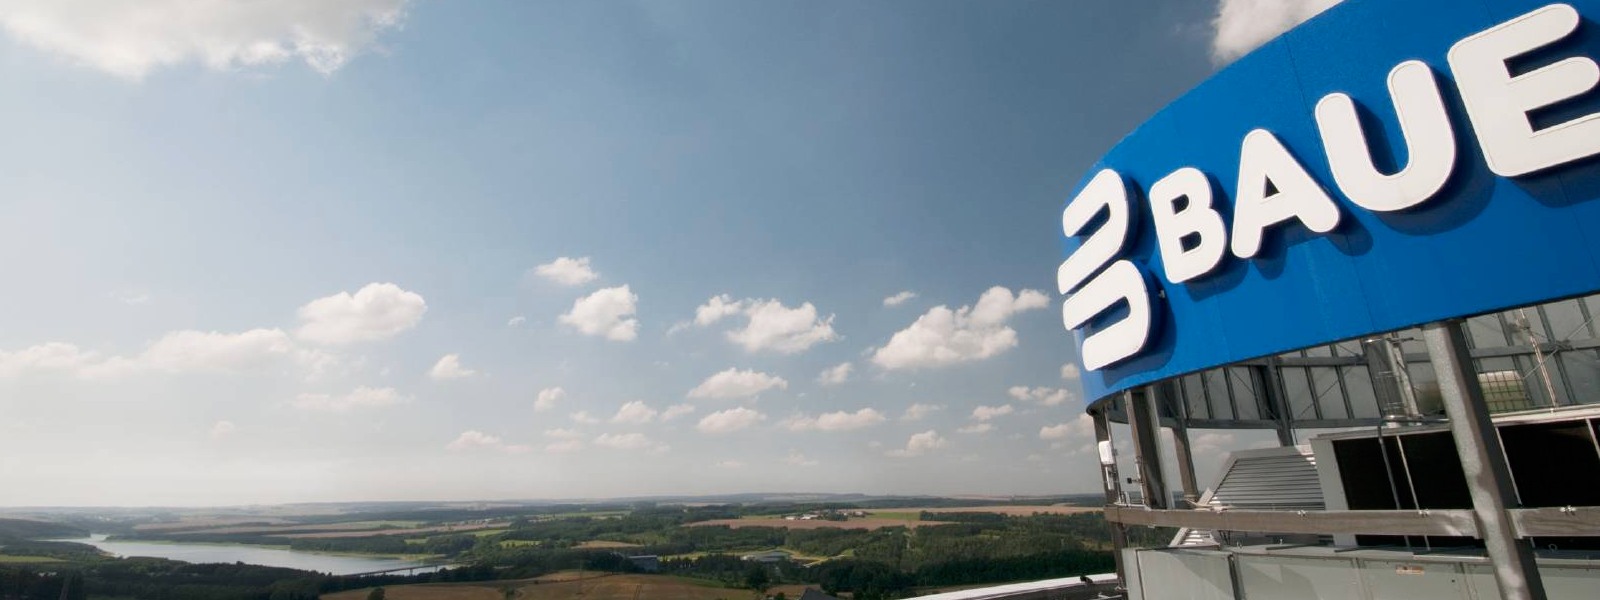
[428,354,476,380]
[1008,386,1071,407]
[535,387,565,412]
[697,407,766,434]
[687,295,838,354]
[533,257,600,286]
[1061,363,1081,382]
[661,404,696,421]
[970,404,1014,421]
[543,428,585,454]
[209,420,236,440]
[1040,414,1096,441]
[0,329,341,380]
[816,362,852,386]
[882,291,918,307]
[870,287,1048,370]
[611,400,658,424]
[957,423,994,435]
[590,433,668,454]
[570,411,600,425]
[687,368,788,400]
[1210,0,1341,64]
[901,403,942,421]
[508,316,527,327]
[295,283,426,346]
[560,285,639,342]
[785,450,819,467]
[887,430,947,458]
[447,430,531,454]
[0,0,409,80]
[292,386,406,412]
[781,408,887,432]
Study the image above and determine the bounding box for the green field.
[0,555,65,564]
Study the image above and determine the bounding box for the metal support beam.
[1092,409,1128,587]
[1158,382,1201,506]
[1104,506,1479,538]
[1256,360,1297,446]
[1423,320,1546,600]
[1126,387,1171,509]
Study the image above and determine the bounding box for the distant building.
[625,555,659,572]
[740,550,791,563]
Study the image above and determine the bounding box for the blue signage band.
[1061,0,1600,404]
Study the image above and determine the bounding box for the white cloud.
[883,291,918,307]
[1008,386,1071,407]
[971,404,1014,421]
[716,460,745,469]
[957,423,994,435]
[785,450,819,467]
[901,403,942,421]
[887,430,947,457]
[781,408,887,432]
[0,0,408,80]
[570,411,600,425]
[543,428,587,454]
[0,328,342,380]
[688,296,838,354]
[697,407,766,434]
[1211,0,1341,64]
[687,368,788,400]
[661,404,696,421]
[508,316,527,327]
[535,387,565,412]
[816,362,852,386]
[1061,363,1081,382]
[292,386,406,413]
[544,428,584,440]
[593,432,661,452]
[1040,414,1096,441]
[533,257,600,286]
[209,420,236,440]
[870,286,1049,370]
[428,354,476,380]
[446,430,531,454]
[559,285,639,342]
[694,294,745,326]
[295,283,426,346]
[611,401,658,424]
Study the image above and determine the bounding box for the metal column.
[1256,359,1297,446]
[1092,408,1129,586]
[1159,382,1202,506]
[1422,320,1546,600]
[1126,387,1171,509]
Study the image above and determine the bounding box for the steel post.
[1126,387,1171,509]
[1422,320,1546,600]
[1092,408,1129,586]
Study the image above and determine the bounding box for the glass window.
[1204,369,1233,420]
[1543,300,1588,342]
[1182,373,1210,420]
[1467,314,1510,348]
[1560,351,1600,406]
[1283,367,1318,420]
[1311,366,1350,420]
[1407,361,1444,416]
[1343,365,1382,419]
[1228,367,1261,420]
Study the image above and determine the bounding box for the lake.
[64,535,441,576]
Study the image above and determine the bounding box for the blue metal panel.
[1066,0,1600,402]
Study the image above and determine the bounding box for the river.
[63,535,442,576]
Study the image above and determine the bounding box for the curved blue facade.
[1064,0,1600,403]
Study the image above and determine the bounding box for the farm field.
[324,573,806,600]
[688,517,938,530]
[875,505,1102,516]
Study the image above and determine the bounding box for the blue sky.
[0,0,1318,505]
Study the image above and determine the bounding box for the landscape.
[0,495,1167,599]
